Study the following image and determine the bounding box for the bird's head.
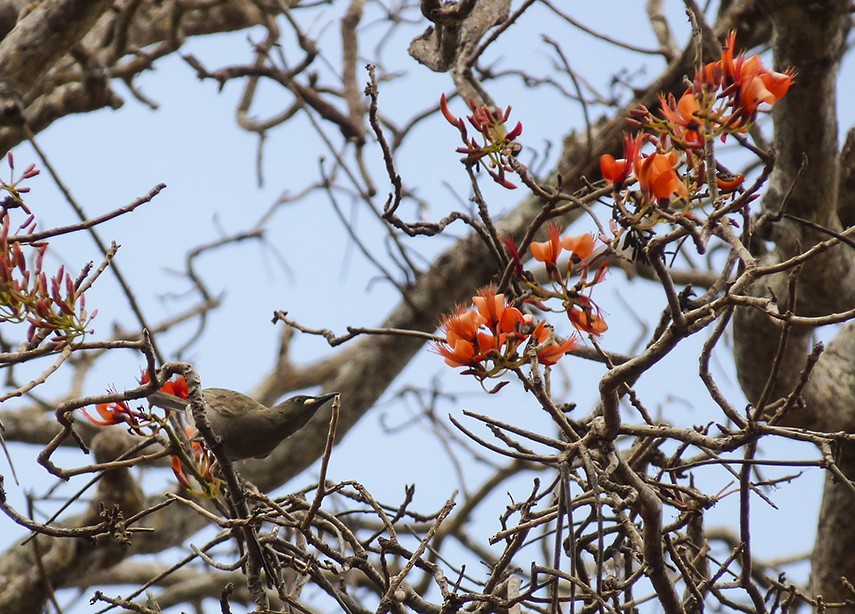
[278,392,339,412]
[271,392,339,442]
[274,392,338,417]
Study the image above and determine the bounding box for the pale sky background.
[3,2,853,611]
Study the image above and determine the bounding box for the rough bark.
[732,0,855,602]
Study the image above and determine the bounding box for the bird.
[148,388,339,461]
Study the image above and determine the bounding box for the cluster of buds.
[0,230,85,338]
[1,152,39,223]
[523,224,608,335]
[82,373,222,498]
[600,31,795,257]
[0,236,97,342]
[440,93,524,189]
[433,286,578,392]
[0,158,95,343]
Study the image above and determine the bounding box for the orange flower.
[171,429,221,498]
[659,90,704,145]
[568,298,608,335]
[161,375,189,399]
[435,307,484,368]
[600,134,642,184]
[635,152,688,202]
[140,372,189,400]
[696,30,744,89]
[443,307,484,345]
[530,222,563,270]
[477,330,502,354]
[561,233,596,263]
[81,399,144,427]
[473,286,524,334]
[758,66,795,100]
[717,31,739,83]
[734,55,794,118]
[435,336,478,368]
[600,154,631,184]
[531,321,578,366]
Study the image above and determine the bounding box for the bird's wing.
[147,390,191,412]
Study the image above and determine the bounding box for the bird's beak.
[307,392,339,407]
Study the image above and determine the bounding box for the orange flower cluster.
[645,31,795,151]
[141,374,220,496]
[600,32,794,258]
[600,133,689,205]
[527,224,608,335]
[696,31,794,128]
[146,374,221,497]
[441,93,524,189]
[82,373,221,497]
[81,372,187,432]
[603,32,794,192]
[433,286,577,389]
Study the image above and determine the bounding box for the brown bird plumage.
[149,388,338,460]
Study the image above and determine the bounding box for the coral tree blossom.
[599,31,794,209]
[528,224,609,335]
[81,395,146,428]
[529,223,564,271]
[698,31,794,124]
[171,425,221,498]
[600,134,642,185]
[635,152,689,201]
[434,286,577,384]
